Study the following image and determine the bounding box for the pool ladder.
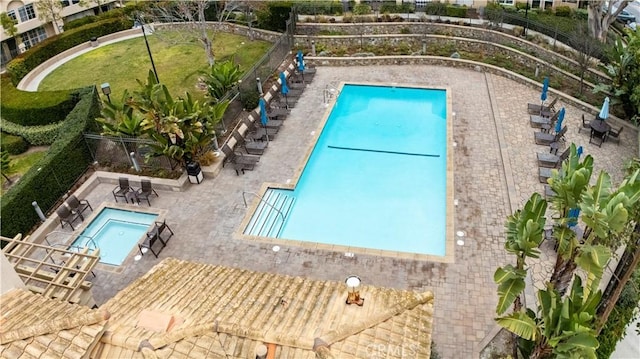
[242,191,294,238]
[323,85,340,107]
[43,231,98,277]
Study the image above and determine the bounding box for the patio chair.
[138,220,174,258]
[241,117,278,142]
[537,147,570,168]
[221,144,260,175]
[589,129,605,148]
[232,130,267,156]
[530,110,560,129]
[538,167,555,183]
[136,179,159,206]
[535,126,567,145]
[577,114,591,134]
[56,205,84,230]
[607,126,623,145]
[65,195,92,216]
[527,97,558,115]
[112,177,134,202]
[543,184,556,199]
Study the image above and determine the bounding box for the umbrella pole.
[285,94,289,109]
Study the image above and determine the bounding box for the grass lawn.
[1,149,47,195]
[38,31,271,104]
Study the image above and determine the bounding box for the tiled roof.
[0,288,108,359]
[94,258,434,358]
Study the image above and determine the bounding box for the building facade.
[0,0,119,65]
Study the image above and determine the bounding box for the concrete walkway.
[44,65,635,358]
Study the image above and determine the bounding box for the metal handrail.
[242,191,286,224]
[45,231,99,251]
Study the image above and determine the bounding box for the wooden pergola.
[1,234,100,307]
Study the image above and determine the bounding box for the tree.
[35,0,63,35]
[494,144,640,358]
[0,150,13,184]
[0,12,18,37]
[100,70,229,168]
[587,0,631,42]
[148,0,216,66]
[595,29,640,121]
[569,24,603,96]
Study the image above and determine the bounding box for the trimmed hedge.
[1,120,65,146]
[597,268,640,358]
[0,133,28,155]
[0,87,101,238]
[6,17,133,85]
[1,74,77,126]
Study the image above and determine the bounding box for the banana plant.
[495,192,547,315]
[202,60,242,102]
[96,90,145,137]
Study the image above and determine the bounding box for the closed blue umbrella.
[279,71,289,108]
[259,98,268,126]
[541,77,549,103]
[297,50,305,72]
[555,107,565,133]
[598,97,610,120]
[577,146,583,158]
[568,207,580,228]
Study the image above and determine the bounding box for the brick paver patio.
[59,66,636,358]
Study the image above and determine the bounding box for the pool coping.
[57,202,168,274]
[234,82,455,263]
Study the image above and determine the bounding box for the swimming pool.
[243,83,453,260]
[71,208,158,266]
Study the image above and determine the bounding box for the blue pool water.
[265,84,448,256]
[72,208,157,265]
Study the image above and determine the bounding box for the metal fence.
[83,133,178,171]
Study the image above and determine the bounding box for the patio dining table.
[590,118,611,139]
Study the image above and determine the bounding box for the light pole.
[135,15,159,83]
[101,83,111,103]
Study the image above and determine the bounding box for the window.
[7,10,16,22]
[61,0,81,7]
[17,3,36,22]
[22,27,47,50]
[497,0,515,5]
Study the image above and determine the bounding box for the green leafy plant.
[0,12,17,37]
[1,150,14,184]
[0,133,28,155]
[202,60,242,102]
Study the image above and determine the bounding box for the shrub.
[555,6,572,17]
[513,26,524,37]
[424,2,447,16]
[63,15,96,31]
[6,17,133,85]
[240,89,260,110]
[0,74,78,126]
[400,27,411,34]
[353,4,372,15]
[256,1,292,32]
[296,0,343,16]
[0,87,100,238]
[0,133,28,155]
[445,5,468,18]
[0,120,64,146]
[596,268,640,358]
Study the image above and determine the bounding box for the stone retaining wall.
[296,34,597,98]
[295,22,609,84]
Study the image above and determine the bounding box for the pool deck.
[50,66,637,358]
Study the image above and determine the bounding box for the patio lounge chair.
[221,144,260,175]
[537,147,570,168]
[112,177,134,202]
[539,167,555,183]
[535,126,567,145]
[528,97,558,115]
[267,107,290,121]
[56,205,83,230]
[136,179,158,206]
[138,220,174,258]
[65,195,92,216]
[530,110,560,129]
[544,184,556,199]
[242,117,277,142]
[578,114,591,134]
[232,130,267,155]
[607,126,623,145]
